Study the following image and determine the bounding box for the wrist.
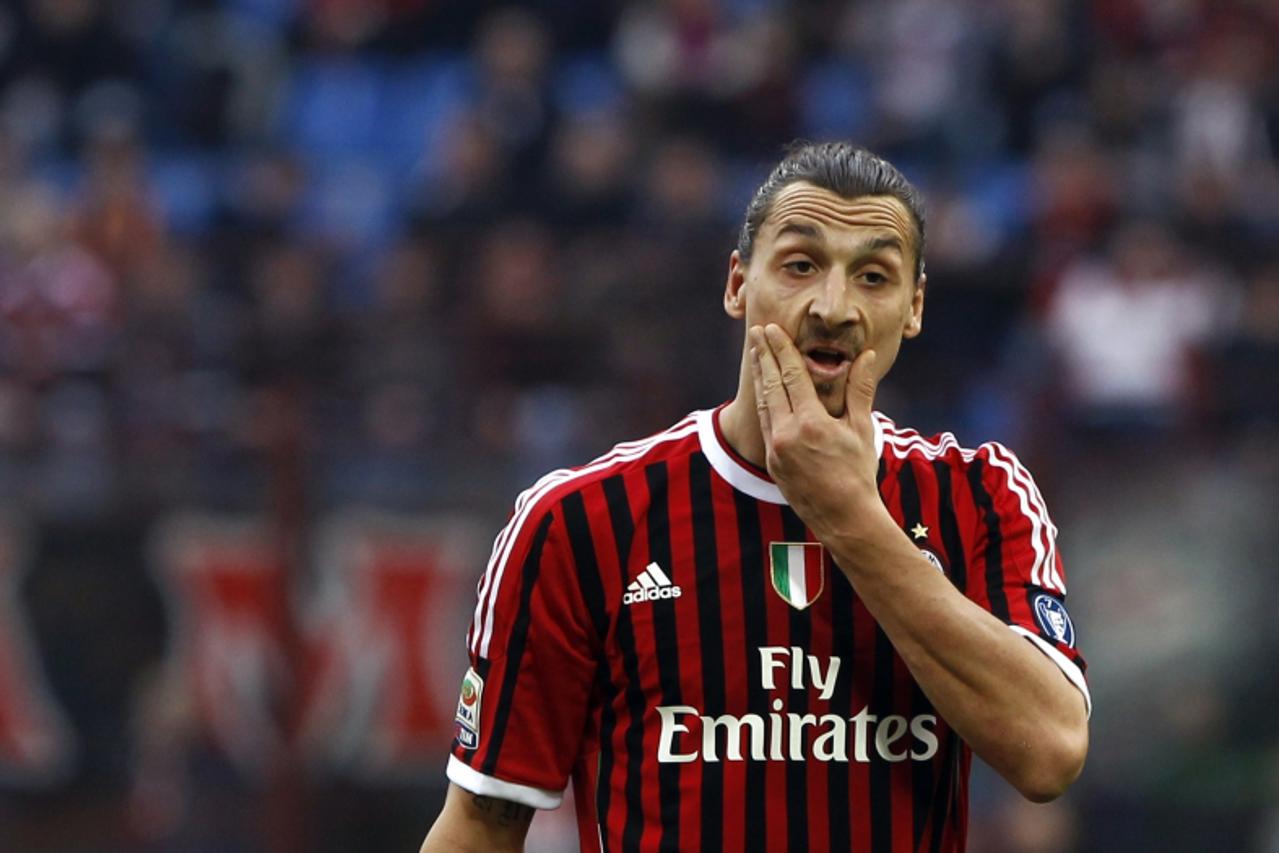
[820,494,898,552]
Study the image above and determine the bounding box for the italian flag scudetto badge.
[769,542,826,610]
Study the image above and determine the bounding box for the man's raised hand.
[748,323,885,540]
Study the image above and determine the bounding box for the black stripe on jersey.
[947,740,965,841]
[781,507,810,853]
[868,456,894,853]
[869,625,896,853]
[928,732,958,853]
[733,488,768,853]
[689,454,725,852]
[644,462,683,851]
[603,474,636,567]
[827,564,855,852]
[896,458,926,561]
[896,462,935,849]
[931,460,967,596]
[909,681,935,848]
[602,474,647,852]
[562,491,610,644]
[967,458,1010,622]
[481,511,554,777]
[561,491,615,846]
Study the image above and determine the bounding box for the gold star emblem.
[910,522,929,540]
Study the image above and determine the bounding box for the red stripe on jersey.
[850,602,878,851]
[571,745,600,853]
[663,451,708,853]
[892,655,919,850]
[591,474,635,851]
[756,501,790,853]
[883,467,918,852]
[803,521,834,853]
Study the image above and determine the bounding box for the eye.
[861,270,889,286]
[783,259,817,276]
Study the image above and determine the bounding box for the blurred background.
[0,0,1276,850]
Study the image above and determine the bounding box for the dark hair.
[736,142,926,280]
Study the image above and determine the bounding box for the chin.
[814,386,845,417]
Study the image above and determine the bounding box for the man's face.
[724,182,926,417]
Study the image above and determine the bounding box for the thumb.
[844,348,879,420]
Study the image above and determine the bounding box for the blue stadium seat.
[297,157,399,250]
[553,52,624,116]
[799,59,871,140]
[225,0,297,30]
[376,53,475,177]
[281,58,386,161]
[963,160,1031,239]
[149,153,219,235]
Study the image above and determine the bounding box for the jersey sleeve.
[968,442,1090,716]
[447,497,601,809]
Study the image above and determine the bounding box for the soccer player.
[421,143,1089,852]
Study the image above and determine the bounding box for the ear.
[723,250,747,320]
[903,272,926,339]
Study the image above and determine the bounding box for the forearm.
[826,509,1088,801]
[421,783,533,852]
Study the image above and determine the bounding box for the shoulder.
[875,414,1064,591]
[876,412,976,467]
[874,412,1042,490]
[469,413,703,656]
[505,411,702,527]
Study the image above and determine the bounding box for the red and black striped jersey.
[448,406,1089,853]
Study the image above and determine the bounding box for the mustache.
[794,319,864,354]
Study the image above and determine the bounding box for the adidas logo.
[623,562,683,605]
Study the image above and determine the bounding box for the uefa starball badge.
[768,542,826,610]
[454,667,484,749]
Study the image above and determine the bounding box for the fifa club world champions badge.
[769,542,826,610]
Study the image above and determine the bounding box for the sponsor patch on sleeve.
[1032,593,1076,648]
[454,667,483,750]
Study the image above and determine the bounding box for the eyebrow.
[774,223,905,258]
[857,235,904,257]
[775,221,822,241]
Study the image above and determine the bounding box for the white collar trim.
[695,408,886,506]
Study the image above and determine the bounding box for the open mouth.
[806,348,847,368]
[802,345,852,381]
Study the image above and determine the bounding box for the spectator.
[1043,219,1238,432]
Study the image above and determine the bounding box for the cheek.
[747,286,793,321]
[865,300,911,344]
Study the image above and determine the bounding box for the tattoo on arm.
[471,794,535,828]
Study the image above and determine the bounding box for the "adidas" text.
[623,585,682,605]
[623,562,682,605]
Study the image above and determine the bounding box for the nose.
[808,269,858,329]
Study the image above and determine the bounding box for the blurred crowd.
[0,0,1277,851]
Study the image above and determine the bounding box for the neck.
[718,360,768,469]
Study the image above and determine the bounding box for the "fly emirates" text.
[656,646,939,763]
